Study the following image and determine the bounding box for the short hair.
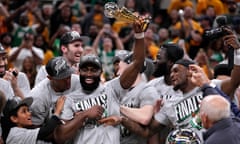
[200,95,231,122]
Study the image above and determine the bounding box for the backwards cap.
[3,97,33,118]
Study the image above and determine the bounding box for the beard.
[153,62,168,77]
[0,71,5,78]
[173,84,180,91]
[0,65,7,78]
[80,75,100,92]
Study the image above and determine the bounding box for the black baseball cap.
[46,57,74,79]
[161,43,184,63]
[60,31,83,45]
[0,43,6,54]
[3,97,33,118]
[79,54,102,69]
[112,50,130,64]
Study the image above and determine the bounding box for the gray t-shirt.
[7,127,51,144]
[119,81,158,144]
[28,74,81,126]
[0,78,14,99]
[7,127,39,144]
[155,87,204,141]
[17,72,31,96]
[60,78,128,144]
[34,65,47,86]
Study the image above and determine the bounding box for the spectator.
[34,34,54,65]
[196,0,224,16]
[167,0,193,15]
[200,95,240,144]
[6,2,45,47]
[1,96,65,143]
[175,6,204,59]
[81,0,110,35]
[0,43,30,99]
[21,56,37,89]
[50,2,77,37]
[144,28,160,61]
[92,23,124,81]
[8,32,44,70]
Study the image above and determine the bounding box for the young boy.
[1,96,65,144]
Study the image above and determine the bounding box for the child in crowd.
[1,96,65,144]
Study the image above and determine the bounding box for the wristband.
[234,48,240,66]
[134,32,144,39]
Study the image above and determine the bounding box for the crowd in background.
[0,0,240,144]
[0,0,239,82]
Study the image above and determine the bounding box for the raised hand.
[54,96,66,116]
[189,64,210,87]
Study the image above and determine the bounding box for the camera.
[12,71,18,77]
[203,15,230,40]
[203,26,226,40]
[203,15,234,70]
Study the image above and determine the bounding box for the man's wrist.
[134,32,144,39]
[120,116,128,124]
[234,48,240,66]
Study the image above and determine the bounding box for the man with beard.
[115,50,240,143]
[0,43,30,99]
[0,33,12,55]
[53,19,146,144]
[114,43,185,144]
[34,31,84,85]
[147,43,185,144]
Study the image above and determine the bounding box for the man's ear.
[10,115,18,124]
[61,45,68,54]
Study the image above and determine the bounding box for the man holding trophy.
[53,2,150,144]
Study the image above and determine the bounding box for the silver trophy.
[104,2,151,31]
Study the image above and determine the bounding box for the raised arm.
[120,17,146,89]
[220,28,240,98]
